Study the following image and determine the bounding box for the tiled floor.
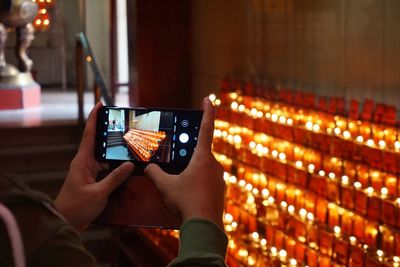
[0,90,130,128]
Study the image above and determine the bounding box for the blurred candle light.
[308,164,315,173]
[366,139,375,147]
[349,236,357,245]
[209,94,217,102]
[395,140,400,151]
[381,187,388,197]
[356,135,364,143]
[319,170,326,177]
[334,226,341,236]
[288,205,295,214]
[341,175,349,185]
[295,161,303,168]
[343,130,351,139]
[354,182,362,189]
[334,127,341,135]
[378,140,386,148]
[313,124,320,132]
[238,104,245,112]
[231,102,238,110]
[366,187,374,196]
[299,208,307,218]
[287,118,293,125]
[262,189,270,198]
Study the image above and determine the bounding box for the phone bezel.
[95,106,203,173]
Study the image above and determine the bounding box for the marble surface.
[0,90,129,128]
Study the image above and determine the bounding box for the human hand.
[54,102,135,230]
[145,98,225,229]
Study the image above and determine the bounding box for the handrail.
[75,32,114,127]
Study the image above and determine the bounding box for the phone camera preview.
[179,133,189,143]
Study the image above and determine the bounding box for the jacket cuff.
[178,218,228,258]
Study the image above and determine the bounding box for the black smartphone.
[95,106,203,173]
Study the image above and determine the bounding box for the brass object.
[0,0,38,87]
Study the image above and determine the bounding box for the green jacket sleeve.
[0,176,97,267]
[168,218,228,267]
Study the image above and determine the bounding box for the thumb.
[97,162,135,196]
[144,163,171,190]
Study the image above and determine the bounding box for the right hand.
[144,97,225,229]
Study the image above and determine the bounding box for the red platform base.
[0,84,41,110]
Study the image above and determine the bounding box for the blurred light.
[209,94,216,102]
[295,161,303,168]
[231,102,238,110]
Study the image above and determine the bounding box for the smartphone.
[95,106,203,173]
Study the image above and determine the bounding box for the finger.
[144,163,171,190]
[96,161,134,196]
[78,102,103,156]
[196,97,215,151]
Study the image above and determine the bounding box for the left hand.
[54,102,135,230]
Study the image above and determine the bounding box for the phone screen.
[96,106,203,167]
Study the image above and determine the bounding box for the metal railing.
[75,32,114,127]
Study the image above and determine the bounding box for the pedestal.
[0,83,41,110]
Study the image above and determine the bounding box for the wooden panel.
[128,0,192,108]
[345,0,385,102]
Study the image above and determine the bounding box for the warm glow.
[334,127,341,135]
[308,164,315,173]
[366,186,374,196]
[251,232,259,241]
[334,226,341,235]
[305,121,313,130]
[86,56,92,62]
[279,249,287,259]
[341,175,349,185]
[354,182,362,189]
[378,140,386,148]
[381,187,388,196]
[343,130,351,139]
[318,170,326,177]
[356,136,364,143]
[299,208,307,218]
[349,236,357,245]
[395,140,400,150]
[262,189,269,198]
[231,102,239,110]
[209,94,217,102]
[295,161,303,168]
[288,205,295,214]
[366,139,375,147]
